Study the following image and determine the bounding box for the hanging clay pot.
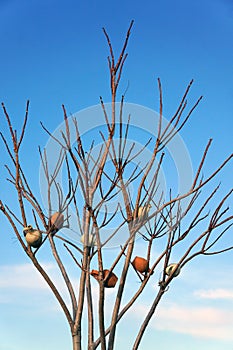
[103,270,118,288]
[23,225,42,248]
[132,256,149,273]
[90,269,99,280]
[137,204,152,218]
[165,263,181,277]
[90,269,118,288]
[49,212,64,232]
[81,234,97,246]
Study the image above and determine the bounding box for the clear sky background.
[0,0,233,349]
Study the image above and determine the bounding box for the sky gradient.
[0,0,233,349]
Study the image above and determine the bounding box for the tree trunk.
[72,334,80,350]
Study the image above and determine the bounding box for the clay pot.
[90,269,118,288]
[49,212,64,231]
[137,204,151,218]
[165,263,181,277]
[90,269,99,280]
[81,234,96,246]
[103,270,118,288]
[23,226,42,248]
[132,256,149,273]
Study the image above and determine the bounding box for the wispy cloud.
[0,262,81,312]
[2,263,233,342]
[194,288,233,300]
[0,263,55,290]
[130,301,233,341]
[158,303,233,340]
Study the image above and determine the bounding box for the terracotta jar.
[103,270,118,288]
[49,212,64,231]
[90,269,99,280]
[132,256,149,273]
[81,234,97,246]
[165,263,181,277]
[23,225,42,248]
[90,269,118,288]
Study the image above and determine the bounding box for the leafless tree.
[1,21,233,350]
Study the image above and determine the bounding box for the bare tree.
[1,21,233,350]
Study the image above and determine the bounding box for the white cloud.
[157,303,233,340]
[130,301,233,341]
[0,262,118,319]
[194,288,233,300]
[0,262,82,311]
[2,262,233,342]
[0,263,55,290]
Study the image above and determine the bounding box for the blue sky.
[0,0,233,349]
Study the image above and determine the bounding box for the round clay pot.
[90,269,118,288]
[165,263,181,277]
[81,234,96,246]
[49,212,64,231]
[132,256,149,273]
[103,270,118,288]
[90,270,99,280]
[24,226,42,248]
